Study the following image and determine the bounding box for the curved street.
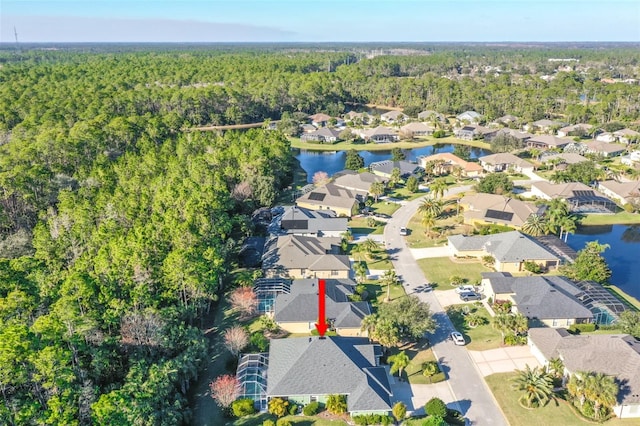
[383,185,508,426]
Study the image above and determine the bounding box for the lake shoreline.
[579,213,640,226]
[290,136,491,152]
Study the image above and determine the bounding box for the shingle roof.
[279,206,348,235]
[369,160,421,177]
[539,152,588,165]
[479,152,534,170]
[493,275,593,320]
[267,337,393,412]
[333,171,387,193]
[262,235,350,272]
[459,193,541,227]
[532,181,608,200]
[401,122,434,133]
[527,134,572,148]
[274,279,370,328]
[448,231,560,263]
[296,183,364,211]
[584,140,626,154]
[599,179,640,199]
[529,329,640,404]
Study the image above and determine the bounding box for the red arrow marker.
[315,279,328,337]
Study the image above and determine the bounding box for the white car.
[454,285,476,294]
[450,331,466,346]
[399,227,408,236]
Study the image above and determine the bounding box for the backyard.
[417,256,491,289]
[485,372,640,426]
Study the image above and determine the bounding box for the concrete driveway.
[468,346,541,377]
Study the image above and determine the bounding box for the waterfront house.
[357,126,399,143]
[369,160,422,179]
[458,193,543,229]
[478,153,534,173]
[300,127,341,143]
[598,179,640,206]
[400,122,434,137]
[526,134,572,150]
[332,170,388,194]
[419,152,483,178]
[531,182,615,212]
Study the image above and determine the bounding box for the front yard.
[387,339,441,385]
[229,414,348,426]
[445,304,503,351]
[416,256,491,288]
[485,372,640,426]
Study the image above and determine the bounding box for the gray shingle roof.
[262,235,350,272]
[333,171,388,193]
[296,183,364,212]
[267,337,392,412]
[529,329,640,404]
[369,160,421,177]
[279,206,348,235]
[449,231,560,263]
[274,279,370,328]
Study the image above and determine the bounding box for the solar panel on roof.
[281,220,308,230]
[308,192,326,201]
[573,190,595,197]
[485,209,514,221]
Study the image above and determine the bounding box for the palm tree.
[369,181,385,202]
[388,350,411,379]
[466,312,486,328]
[585,372,619,419]
[567,371,589,408]
[547,357,565,382]
[429,178,448,199]
[557,215,578,242]
[350,243,367,262]
[421,212,437,236]
[521,214,548,236]
[361,238,380,260]
[512,365,554,408]
[354,261,368,283]
[492,313,511,344]
[418,198,443,218]
[381,269,400,301]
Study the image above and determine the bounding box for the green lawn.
[387,187,429,202]
[605,284,640,311]
[417,257,490,288]
[485,372,639,426]
[360,279,407,310]
[405,207,466,249]
[579,212,640,225]
[446,304,504,351]
[388,340,440,385]
[348,217,385,235]
[371,200,402,216]
[229,414,347,426]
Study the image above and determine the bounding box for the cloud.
[1,15,298,42]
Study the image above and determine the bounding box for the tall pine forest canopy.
[0,43,640,425]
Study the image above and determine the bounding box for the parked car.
[450,331,466,346]
[459,291,482,302]
[399,227,408,236]
[454,285,476,294]
[373,213,391,219]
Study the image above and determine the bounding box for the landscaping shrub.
[422,361,440,377]
[568,323,596,334]
[425,397,447,418]
[433,130,446,138]
[503,333,527,346]
[276,420,292,426]
[250,331,269,352]
[231,398,256,417]
[262,420,276,426]
[287,403,298,416]
[302,401,320,416]
[445,408,466,425]
[326,394,347,414]
[425,371,446,384]
[353,414,394,425]
[392,401,407,421]
[422,415,448,426]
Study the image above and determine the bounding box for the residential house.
[526,134,572,150]
[265,336,393,416]
[261,235,351,279]
[531,182,615,212]
[495,128,533,145]
[583,140,626,158]
[493,114,519,126]
[344,111,371,125]
[455,125,497,141]
[419,152,484,178]
[357,126,399,143]
[621,150,640,167]
[369,160,422,179]
[614,128,640,144]
[456,110,482,123]
[539,152,588,168]
[598,179,640,206]
[481,273,593,327]
[595,132,616,143]
[529,119,566,133]
[418,110,446,122]
[296,183,365,217]
[276,206,348,237]
[273,278,371,336]
[528,328,640,419]
[458,193,543,229]
[557,123,593,138]
[308,113,332,128]
[448,231,562,273]
[300,127,341,143]
[400,122,434,137]
[300,123,318,133]
[332,170,388,194]
[478,153,534,173]
[380,110,408,124]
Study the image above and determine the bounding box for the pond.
[294,143,491,182]
[566,224,640,300]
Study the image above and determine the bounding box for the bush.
[303,401,320,416]
[326,394,347,414]
[425,397,447,418]
[422,361,440,377]
[263,421,276,426]
[250,331,269,352]
[523,260,542,274]
[287,403,298,416]
[393,401,407,421]
[425,371,446,384]
[503,333,527,346]
[276,420,292,426]
[232,398,256,417]
[433,130,446,138]
[568,323,597,334]
[422,415,447,426]
[353,414,394,425]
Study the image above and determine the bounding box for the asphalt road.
[383,186,508,426]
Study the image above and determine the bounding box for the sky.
[1,0,639,43]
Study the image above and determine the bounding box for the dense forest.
[1,43,640,425]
